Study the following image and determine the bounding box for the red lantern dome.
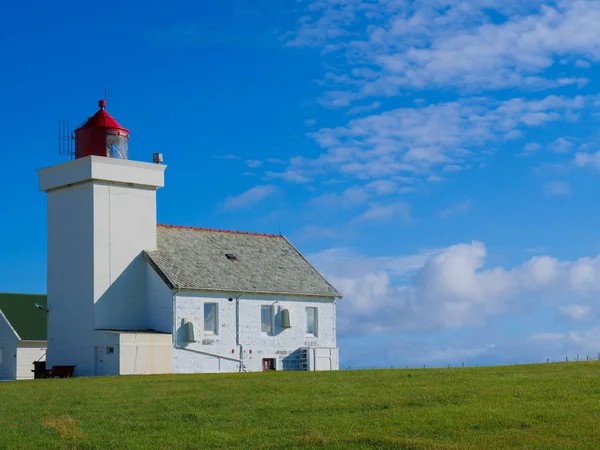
[74,100,130,159]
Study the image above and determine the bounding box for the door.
[95,346,105,376]
[315,349,333,371]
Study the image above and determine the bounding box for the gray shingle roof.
[145,225,341,297]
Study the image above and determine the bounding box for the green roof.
[0,293,47,341]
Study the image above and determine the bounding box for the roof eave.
[0,309,21,340]
[143,251,176,289]
[281,236,343,298]
[173,286,340,299]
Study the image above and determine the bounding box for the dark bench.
[48,365,76,378]
[32,364,77,379]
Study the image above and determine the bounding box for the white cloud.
[522,142,543,155]
[364,180,399,195]
[246,160,263,168]
[548,137,574,153]
[290,95,589,185]
[438,200,472,218]
[289,1,600,104]
[311,186,369,209]
[355,202,411,222]
[346,101,382,115]
[222,185,277,210]
[265,170,312,183]
[408,344,495,365]
[528,326,600,359]
[427,174,444,183]
[214,154,241,160]
[312,241,600,335]
[575,59,592,68]
[558,304,592,321]
[544,181,570,196]
[574,151,600,171]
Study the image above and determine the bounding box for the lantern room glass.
[106,131,129,159]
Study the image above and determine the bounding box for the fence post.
[577,354,579,362]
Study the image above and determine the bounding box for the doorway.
[262,358,275,371]
[95,346,105,376]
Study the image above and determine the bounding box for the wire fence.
[345,353,600,371]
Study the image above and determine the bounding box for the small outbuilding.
[0,293,47,380]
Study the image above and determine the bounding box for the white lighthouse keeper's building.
[38,101,341,377]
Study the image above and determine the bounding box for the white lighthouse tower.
[38,101,168,376]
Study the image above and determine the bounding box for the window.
[204,303,218,334]
[106,347,114,355]
[306,307,318,336]
[261,305,273,334]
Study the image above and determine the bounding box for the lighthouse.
[37,101,167,376]
[74,99,130,159]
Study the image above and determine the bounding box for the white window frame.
[305,307,318,337]
[261,305,274,335]
[204,303,218,335]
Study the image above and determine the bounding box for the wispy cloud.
[214,154,241,160]
[574,151,600,171]
[355,202,411,222]
[246,160,263,168]
[558,304,591,321]
[283,95,590,186]
[222,185,277,210]
[543,181,571,196]
[311,186,368,209]
[521,142,543,156]
[439,200,472,218]
[266,170,312,183]
[288,1,600,105]
[548,138,574,153]
[346,101,382,115]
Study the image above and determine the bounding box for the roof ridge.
[157,224,283,238]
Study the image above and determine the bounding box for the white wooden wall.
[16,343,46,380]
[0,312,18,380]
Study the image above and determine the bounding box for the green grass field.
[1,362,600,449]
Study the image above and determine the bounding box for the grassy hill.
[1,362,599,449]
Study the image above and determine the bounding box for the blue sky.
[3,0,600,369]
